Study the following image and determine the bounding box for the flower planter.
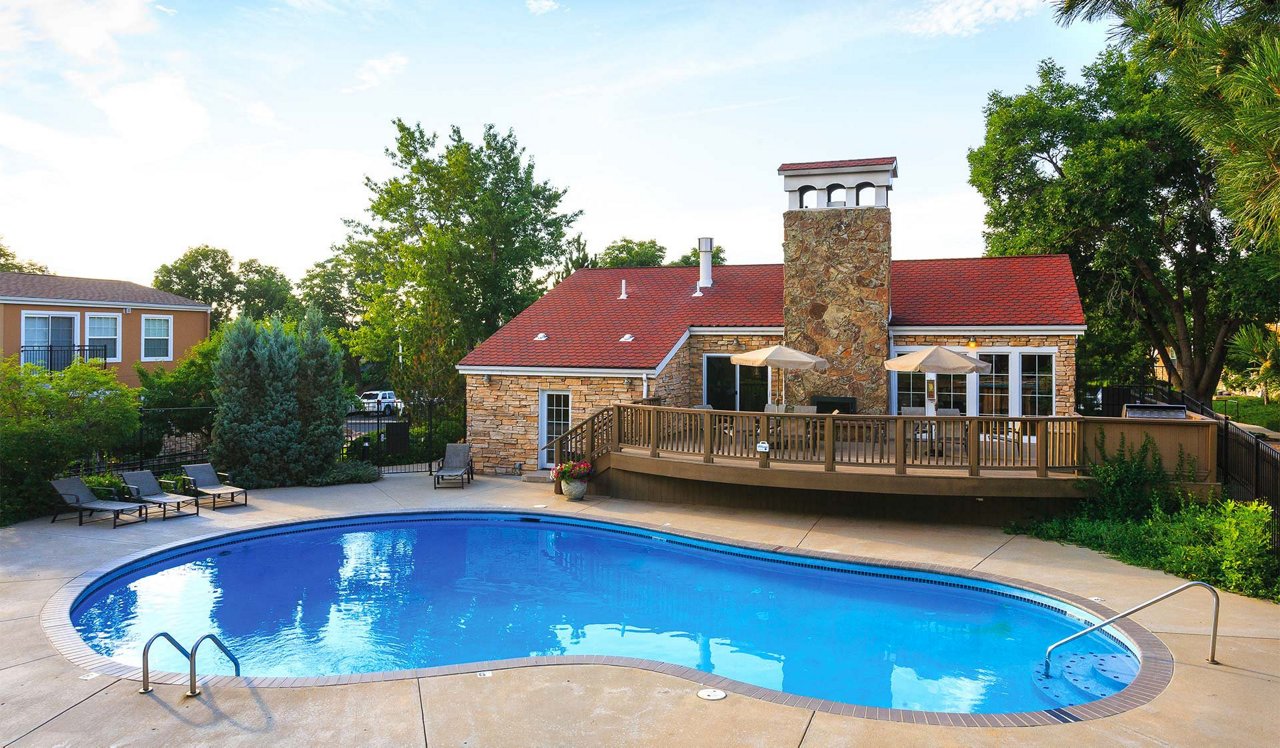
[561,479,588,501]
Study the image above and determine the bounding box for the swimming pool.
[68,511,1148,715]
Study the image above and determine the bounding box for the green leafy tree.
[300,255,359,332]
[548,234,596,285]
[968,51,1279,401]
[238,259,300,321]
[1227,324,1280,403]
[344,120,578,404]
[0,236,49,274]
[294,309,348,478]
[154,245,240,326]
[598,238,666,267]
[0,359,138,523]
[667,244,727,267]
[135,329,222,448]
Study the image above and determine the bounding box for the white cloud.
[342,52,407,93]
[153,4,177,15]
[245,100,286,130]
[526,0,560,15]
[902,0,1043,36]
[0,0,156,63]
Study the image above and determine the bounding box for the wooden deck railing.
[548,404,1219,491]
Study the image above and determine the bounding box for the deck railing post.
[584,417,595,461]
[649,409,660,458]
[1036,419,1049,477]
[553,437,563,495]
[894,418,906,475]
[968,417,980,477]
[823,415,835,472]
[703,411,714,463]
[611,405,621,451]
[757,415,769,469]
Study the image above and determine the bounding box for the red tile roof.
[459,255,1083,370]
[778,157,897,172]
[890,255,1085,327]
[0,271,208,308]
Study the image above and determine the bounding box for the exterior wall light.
[966,337,978,349]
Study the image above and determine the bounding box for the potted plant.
[553,460,592,500]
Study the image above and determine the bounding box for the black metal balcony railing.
[19,345,109,371]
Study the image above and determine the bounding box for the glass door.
[539,391,571,468]
[705,356,737,410]
[22,314,77,369]
[738,365,769,412]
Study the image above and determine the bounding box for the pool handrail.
[138,632,190,694]
[188,633,241,696]
[1043,581,1220,676]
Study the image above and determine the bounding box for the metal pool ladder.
[139,632,241,697]
[1042,581,1220,677]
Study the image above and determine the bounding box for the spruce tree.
[211,317,261,479]
[294,308,348,481]
[247,318,301,487]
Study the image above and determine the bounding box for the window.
[1021,353,1055,416]
[896,371,925,412]
[85,314,121,362]
[20,312,78,370]
[141,315,173,361]
[979,353,1010,416]
[936,374,967,414]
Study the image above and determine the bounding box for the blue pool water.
[71,512,1139,714]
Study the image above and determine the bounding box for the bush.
[306,460,380,486]
[0,359,138,524]
[1080,433,1175,521]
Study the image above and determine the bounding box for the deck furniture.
[119,470,200,520]
[434,444,474,489]
[50,477,148,528]
[182,463,249,509]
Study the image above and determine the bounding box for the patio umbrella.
[884,346,991,416]
[730,345,830,408]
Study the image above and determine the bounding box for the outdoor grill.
[1121,404,1188,419]
[811,396,857,414]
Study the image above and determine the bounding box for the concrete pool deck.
[1,474,1276,746]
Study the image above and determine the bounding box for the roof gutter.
[0,296,212,312]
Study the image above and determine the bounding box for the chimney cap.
[778,157,898,176]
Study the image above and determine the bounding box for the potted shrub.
[553,460,592,500]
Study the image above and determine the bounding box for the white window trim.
[538,390,571,469]
[701,353,773,410]
[888,344,1057,416]
[84,312,123,363]
[19,310,80,358]
[140,314,174,362]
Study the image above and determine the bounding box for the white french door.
[539,391,571,468]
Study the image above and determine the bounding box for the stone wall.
[681,333,784,406]
[464,374,642,473]
[783,208,891,413]
[890,333,1079,415]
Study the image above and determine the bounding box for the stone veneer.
[783,208,891,413]
[890,333,1079,416]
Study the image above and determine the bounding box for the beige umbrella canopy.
[884,346,991,375]
[731,345,830,407]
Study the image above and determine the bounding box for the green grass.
[1214,396,1280,431]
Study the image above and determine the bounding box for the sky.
[0,1,1111,285]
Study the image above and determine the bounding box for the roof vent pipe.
[698,237,714,289]
[619,279,628,300]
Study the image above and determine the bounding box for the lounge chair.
[49,477,148,528]
[182,463,249,509]
[119,470,200,520]
[434,444,474,489]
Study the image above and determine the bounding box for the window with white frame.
[20,312,78,369]
[141,315,173,361]
[896,371,926,411]
[1021,353,1055,416]
[936,373,968,413]
[978,353,1010,416]
[85,314,121,362]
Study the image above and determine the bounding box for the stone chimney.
[778,158,897,414]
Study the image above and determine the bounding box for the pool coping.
[40,507,1175,728]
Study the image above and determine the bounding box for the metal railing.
[138,631,241,697]
[1043,581,1220,676]
[19,344,108,371]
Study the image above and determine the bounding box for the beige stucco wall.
[2,304,210,388]
[890,333,1079,416]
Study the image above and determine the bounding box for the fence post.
[1036,420,1049,478]
[553,437,563,495]
[611,405,621,451]
[584,416,595,461]
[137,417,144,470]
[703,411,714,464]
[649,409,659,458]
[968,417,980,477]
[757,415,769,469]
[1255,433,1263,499]
[894,418,906,475]
[823,415,835,472]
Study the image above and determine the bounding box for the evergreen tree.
[294,309,348,481]
[211,317,261,479]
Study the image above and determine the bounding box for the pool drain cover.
[697,689,726,701]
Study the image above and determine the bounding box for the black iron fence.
[64,407,214,477]
[20,344,108,371]
[342,400,453,474]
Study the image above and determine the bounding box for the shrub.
[1080,433,1174,521]
[0,359,138,524]
[306,460,380,486]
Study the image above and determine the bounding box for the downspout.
[642,373,649,399]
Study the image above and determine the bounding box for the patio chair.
[49,477,148,528]
[119,470,200,520]
[434,444,474,489]
[182,463,249,509]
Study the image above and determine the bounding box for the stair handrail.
[187,633,241,696]
[1043,581,1220,676]
[138,632,190,694]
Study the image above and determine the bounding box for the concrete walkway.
[1,474,1276,746]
